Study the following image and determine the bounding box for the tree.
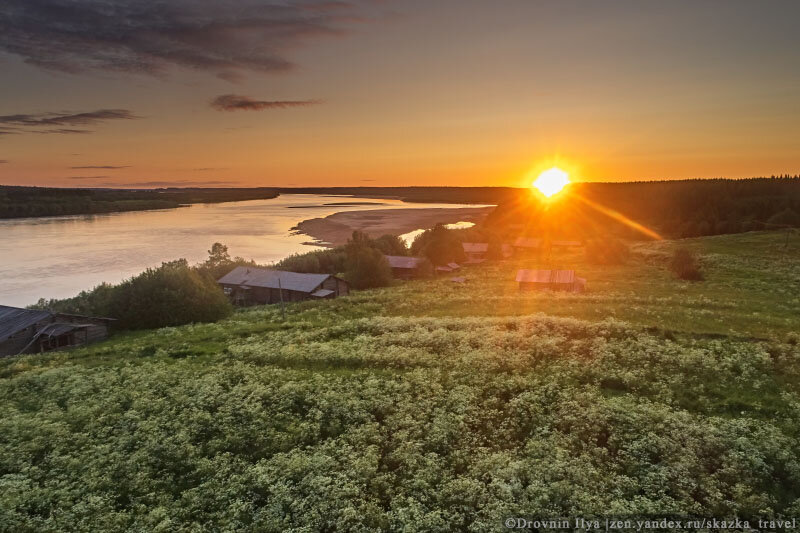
[344,244,392,289]
[109,260,233,330]
[372,234,408,256]
[410,224,466,266]
[669,248,704,281]
[205,242,231,267]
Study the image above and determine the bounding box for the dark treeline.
[487,177,800,239]
[277,186,519,205]
[0,186,279,219]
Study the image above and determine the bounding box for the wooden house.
[515,269,586,292]
[461,242,488,263]
[384,255,427,279]
[0,305,112,357]
[218,267,349,306]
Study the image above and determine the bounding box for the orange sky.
[1,1,799,188]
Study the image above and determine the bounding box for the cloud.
[70,165,130,169]
[66,176,109,180]
[0,0,370,81]
[0,109,136,135]
[0,159,7,164]
[104,180,237,187]
[211,94,320,111]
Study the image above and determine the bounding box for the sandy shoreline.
[293,206,494,247]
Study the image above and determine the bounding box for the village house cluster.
[1,235,587,357]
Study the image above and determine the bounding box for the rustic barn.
[515,269,586,292]
[218,267,349,306]
[0,305,112,357]
[385,255,427,279]
[462,242,488,263]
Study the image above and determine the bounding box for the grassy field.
[1,231,799,531]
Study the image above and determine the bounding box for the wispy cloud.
[0,159,8,164]
[70,165,130,169]
[96,180,237,188]
[0,0,371,81]
[0,109,137,135]
[211,94,320,111]
[66,175,109,180]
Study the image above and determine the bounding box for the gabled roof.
[462,242,488,253]
[0,305,52,340]
[384,255,424,269]
[218,266,331,293]
[515,269,576,284]
[513,237,542,248]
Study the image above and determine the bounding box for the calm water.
[0,194,485,307]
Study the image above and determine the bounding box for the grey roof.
[37,323,90,338]
[384,255,424,269]
[0,305,53,340]
[515,269,576,284]
[218,266,331,293]
[462,242,488,253]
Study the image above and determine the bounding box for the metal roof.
[218,266,331,293]
[462,242,489,253]
[515,269,576,284]
[0,305,53,340]
[384,255,424,269]
[37,323,90,338]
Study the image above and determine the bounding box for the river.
[0,194,483,307]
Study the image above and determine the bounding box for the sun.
[532,167,570,198]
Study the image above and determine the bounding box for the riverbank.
[293,206,494,246]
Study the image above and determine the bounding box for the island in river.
[292,206,494,247]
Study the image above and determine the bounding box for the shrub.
[669,247,704,281]
[411,224,466,266]
[372,234,408,256]
[344,245,393,289]
[108,259,233,329]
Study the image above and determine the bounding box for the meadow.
[1,231,799,531]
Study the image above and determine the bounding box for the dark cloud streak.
[0,0,369,81]
[211,94,320,111]
[0,109,136,135]
[70,165,131,169]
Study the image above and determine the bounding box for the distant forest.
[0,186,279,219]
[485,177,800,239]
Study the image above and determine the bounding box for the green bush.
[344,232,393,289]
[411,224,466,266]
[669,247,704,281]
[108,260,232,329]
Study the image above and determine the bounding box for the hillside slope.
[1,231,799,531]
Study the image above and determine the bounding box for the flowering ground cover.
[1,231,798,531]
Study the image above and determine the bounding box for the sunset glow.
[532,168,570,198]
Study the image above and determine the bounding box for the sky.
[0,0,799,188]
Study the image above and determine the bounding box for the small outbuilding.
[0,305,112,357]
[218,266,349,306]
[515,269,586,292]
[462,242,489,263]
[435,262,461,274]
[385,255,427,279]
